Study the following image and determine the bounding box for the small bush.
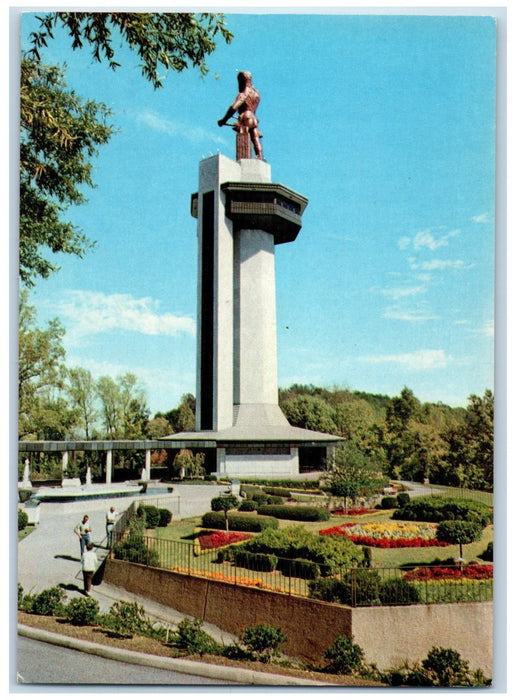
[137,504,161,528]
[64,597,99,626]
[238,499,256,512]
[30,586,67,616]
[256,504,330,521]
[396,492,410,507]
[379,578,421,605]
[241,624,287,662]
[414,646,471,687]
[324,635,365,675]
[380,496,398,509]
[234,550,278,572]
[480,541,493,561]
[201,511,279,532]
[277,557,320,580]
[393,497,492,526]
[113,533,160,567]
[308,570,382,606]
[173,618,221,656]
[18,509,29,531]
[211,495,239,512]
[158,508,172,527]
[100,601,165,640]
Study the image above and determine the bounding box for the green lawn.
[144,510,493,573]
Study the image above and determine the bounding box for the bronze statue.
[218,71,263,160]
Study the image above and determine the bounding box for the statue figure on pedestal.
[218,70,263,160]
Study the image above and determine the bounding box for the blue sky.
[19,9,497,414]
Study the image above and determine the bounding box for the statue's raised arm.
[218,71,263,160]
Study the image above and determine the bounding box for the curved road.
[17,637,239,686]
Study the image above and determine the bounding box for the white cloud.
[361,349,450,371]
[54,290,196,342]
[380,285,426,300]
[137,109,226,145]
[472,212,489,224]
[399,228,460,252]
[408,257,472,271]
[383,305,438,322]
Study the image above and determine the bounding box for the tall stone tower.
[192,155,308,435]
[167,73,340,477]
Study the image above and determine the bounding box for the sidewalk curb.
[18,624,332,686]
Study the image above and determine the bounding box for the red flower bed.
[197,530,252,551]
[403,564,493,582]
[345,535,449,548]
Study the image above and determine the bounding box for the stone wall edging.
[103,558,492,674]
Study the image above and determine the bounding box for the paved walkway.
[17,483,237,642]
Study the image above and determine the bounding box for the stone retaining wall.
[104,558,492,674]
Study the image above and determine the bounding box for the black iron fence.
[110,530,493,607]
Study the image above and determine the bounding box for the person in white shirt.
[81,543,97,596]
[105,505,120,548]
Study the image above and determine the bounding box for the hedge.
[238,525,360,572]
[308,571,421,606]
[234,550,278,572]
[137,505,172,529]
[263,487,292,498]
[393,497,492,526]
[201,511,279,532]
[380,496,398,509]
[276,557,320,580]
[256,504,330,522]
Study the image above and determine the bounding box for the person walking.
[74,514,91,556]
[105,505,121,548]
[81,543,97,596]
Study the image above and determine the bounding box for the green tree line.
[19,291,493,490]
[279,384,493,491]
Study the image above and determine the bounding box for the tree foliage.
[20,58,115,286]
[27,12,233,89]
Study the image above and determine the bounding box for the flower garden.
[319,521,450,548]
[120,489,493,607]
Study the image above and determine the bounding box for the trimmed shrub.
[211,495,239,512]
[380,496,398,509]
[114,533,160,567]
[396,492,410,507]
[308,570,382,606]
[240,525,360,572]
[379,578,421,605]
[234,550,278,572]
[241,624,287,662]
[393,497,492,526]
[64,596,99,626]
[435,520,482,558]
[480,541,493,561]
[158,508,172,527]
[18,509,29,531]
[324,635,365,675]
[277,557,320,580]
[201,511,279,532]
[256,504,330,521]
[238,499,256,512]
[263,487,291,498]
[137,504,160,528]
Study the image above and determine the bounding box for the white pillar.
[61,451,69,477]
[105,449,112,485]
[144,448,151,481]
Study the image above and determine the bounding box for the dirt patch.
[17,612,384,686]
